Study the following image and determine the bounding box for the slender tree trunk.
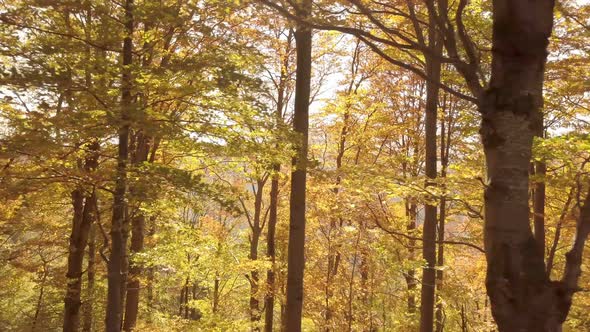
[178,277,191,318]
[82,213,96,332]
[146,221,155,323]
[345,228,363,332]
[285,1,312,329]
[250,229,261,328]
[482,1,564,331]
[63,189,86,332]
[405,201,417,314]
[32,264,48,332]
[106,0,133,330]
[534,155,547,255]
[265,165,280,332]
[546,188,574,276]
[435,100,450,332]
[213,273,220,313]
[64,146,98,332]
[435,199,446,332]
[123,132,152,331]
[460,305,467,332]
[265,29,292,332]
[420,5,442,332]
[122,214,145,331]
[249,178,266,330]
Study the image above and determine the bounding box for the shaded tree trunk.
[123,132,153,331]
[82,216,96,332]
[265,28,292,332]
[435,96,451,332]
[405,201,417,314]
[63,188,86,332]
[106,0,134,330]
[213,273,220,313]
[265,164,280,332]
[249,177,266,330]
[63,145,98,332]
[546,188,574,276]
[534,154,547,256]
[420,5,442,331]
[32,262,48,332]
[284,1,312,329]
[122,214,145,331]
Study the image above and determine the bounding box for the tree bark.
[265,28,292,332]
[123,132,152,331]
[122,214,145,331]
[106,0,133,330]
[435,96,451,332]
[82,213,96,332]
[63,188,86,332]
[265,165,280,332]
[405,201,417,314]
[534,157,547,255]
[482,1,562,331]
[64,144,98,332]
[285,0,312,330]
[546,188,573,277]
[420,5,442,331]
[249,178,266,330]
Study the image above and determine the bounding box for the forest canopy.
[1,0,590,331]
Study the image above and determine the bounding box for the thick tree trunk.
[420,7,442,332]
[482,1,562,331]
[285,1,312,330]
[265,165,280,332]
[106,0,133,330]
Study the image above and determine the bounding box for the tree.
[284,0,312,330]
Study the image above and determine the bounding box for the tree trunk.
[482,1,562,331]
[64,143,98,332]
[405,201,417,314]
[82,213,96,332]
[32,263,48,332]
[285,0,312,329]
[265,165,280,332]
[250,229,261,328]
[106,0,133,330]
[63,189,86,332]
[420,6,442,332]
[249,178,266,330]
[123,132,152,331]
[122,214,145,331]
[213,273,220,313]
[534,157,547,255]
[435,99,451,332]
